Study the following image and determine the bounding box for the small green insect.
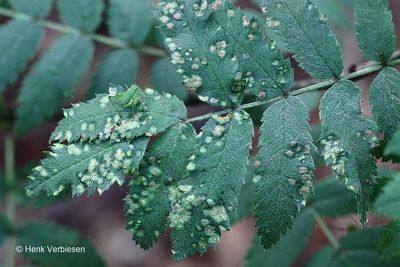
[109,84,142,111]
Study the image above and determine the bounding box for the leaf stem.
[4,133,16,267]
[0,7,167,58]
[186,55,400,123]
[310,208,340,249]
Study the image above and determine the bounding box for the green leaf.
[125,123,196,249]
[212,1,293,99]
[17,221,105,267]
[385,128,400,158]
[307,228,400,267]
[26,137,148,197]
[88,49,139,97]
[378,220,400,261]
[169,110,253,260]
[254,96,315,249]
[0,213,11,245]
[320,80,379,223]
[259,0,343,79]
[354,0,395,62]
[310,177,355,217]
[245,209,315,267]
[151,58,189,101]
[312,0,352,30]
[0,20,43,93]
[51,86,187,144]
[9,0,52,18]
[107,0,152,45]
[16,35,94,133]
[373,173,400,218]
[370,67,400,137]
[157,0,243,107]
[57,0,104,32]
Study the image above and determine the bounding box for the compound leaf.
[88,49,139,97]
[254,96,315,249]
[16,35,94,133]
[259,0,343,79]
[354,0,395,62]
[17,221,105,267]
[170,110,253,260]
[370,67,400,137]
[9,0,52,18]
[57,0,104,33]
[26,137,148,197]
[125,123,196,249]
[157,0,243,107]
[0,20,43,93]
[245,209,315,267]
[373,173,400,218]
[51,86,187,144]
[107,0,152,45]
[378,220,400,262]
[320,80,379,223]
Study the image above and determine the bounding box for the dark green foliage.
[354,0,395,62]
[373,173,400,218]
[16,35,94,133]
[0,20,43,93]
[320,80,379,223]
[0,213,11,245]
[254,96,315,249]
[378,220,400,262]
[17,221,105,267]
[88,49,139,97]
[259,0,343,79]
[385,128,400,158]
[9,0,52,18]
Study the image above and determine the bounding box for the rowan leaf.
[26,137,148,197]
[57,0,104,33]
[169,110,253,260]
[245,209,315,267]
[320,80,379,223]
[385,128,400,158]
[370,67,400,137]
[312,0,352,30]
[9,0,52,18]
[88,49,139,97]
[254,96,316,249]
[107,0,152,45]
[378,220,400,262]
[125,123,196,249]
[373,173,400,218]
[51,86,187,144]
[0,20,43,93]
[258,0,343,79]
[16,35,94,133]
[354,0,395,62]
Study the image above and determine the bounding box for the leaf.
[17,221,105,267]
[125,123,196,249]
[107,0,152,45]
[0,213,11,245]
[57,0,104,33]
[87,49,139,98]
[370,67,400,137]
[212,1,294,99]
[385,128,400,158]
[9,0,52,18]
[320,80,379,223]
[378,220,400,262]
[26,137,148,197]
[254,96,316,249]
[373,173,400,218]
[169,110,253,260]
[245,209,315,267]
[0,20,43,93]
[151,58,189,101]
[312,0,352,30]
[51,86,187,144]
[16,35,94,133]
[354,0,395,62]
[157,0,243,107]
[307,228,400,267]
[310,177,355,217]
[259,0,343,79]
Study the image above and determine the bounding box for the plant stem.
[310,208,340,249]
[186,56,400,123]
[0,7,167,58]
[4,134,16,267]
